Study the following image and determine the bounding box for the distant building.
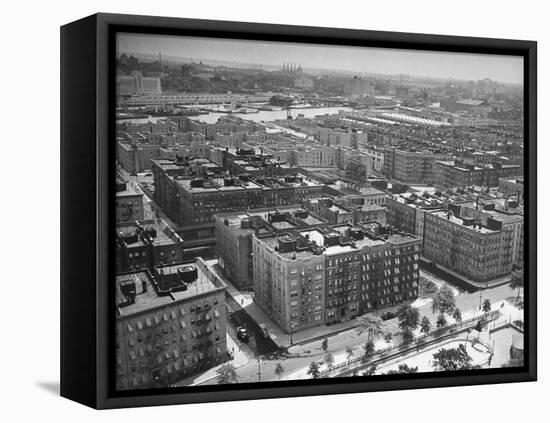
[117,71,162,96]
[435,160,521,189]
[499,177,524,201]
[347,153,374,182]
[116,219,185,273]
[116,179,144,224]
[215,206,328,289]
[383,147,453,185]
[152,158,325,244]
[318,127,368,148]
[294,76,314,89]
[344,76,375,98]
[115,258,227,390]
[290,145,339,167]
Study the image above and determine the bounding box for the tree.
[432,285,456,316]
[346,347,355,363]
[509,268,524,300]
[321,337,328,352]
[402,327,414,344]
[452,307,462,323]
[324,352,335,370]
[216,363,238,384]
[307,361,321,379]
[420,316,431,335]
[356,315,383,339]
[432,344,479,371]
[397,303,420,333]
[362,364,377,376]
[362,340,375,357]
[385,364,419,375]
[384,333,393,344]
[274,362,284,380]
[436,314,448,329]
[482,299,491,313]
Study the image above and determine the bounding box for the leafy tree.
[432,285,456,316]
[346,347,355,363]
[321,337,328,352]
[420,316,431,335]
[397,303,420,332]
[385,364,419,375]
[216,363,238,384]
[509,268,524,300]
[324,352,335,370]
[452,307,462,323]
[402,327,414,344]
[362,365,377,376]
[436,314,448,329]
[362,340,375,357]
[431,344,479,371]
[274,362,284,380]
[356,315,384,339]
[307,361,321,379]
[482,299,491,313]
[384,333,393,344]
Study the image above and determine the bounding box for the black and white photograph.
[113,32,527,391]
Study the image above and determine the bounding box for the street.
[192,272,521,385]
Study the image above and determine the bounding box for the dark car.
[237,326,249,342]
[381,311,396,321]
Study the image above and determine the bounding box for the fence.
[319,310,500,378]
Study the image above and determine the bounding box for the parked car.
[236,326,249,342]
[381,311,396,321]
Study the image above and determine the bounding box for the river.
[116,106,353,125]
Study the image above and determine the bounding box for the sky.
[117,33,524,85]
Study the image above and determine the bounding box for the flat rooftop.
[430,210,495,234]
[437,160,520,171]
[116,261,223,317]
[117,219,182,247]
[216,205,305,235]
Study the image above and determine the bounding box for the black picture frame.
[60,12,537,409]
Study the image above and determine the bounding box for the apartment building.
[435,160,521,189]
[115,179,145,224]
[215,206,327,289]
[115,258,227,390]
[252,223,421,333]
[383,147,453,185]
[116,219,185,273]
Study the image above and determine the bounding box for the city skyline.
[117,33,524,85]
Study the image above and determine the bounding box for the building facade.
[383,147,453,185]
[435,160,521,188]
[115,258,227,390]
[116,179,145,224]
[252,223,421,333]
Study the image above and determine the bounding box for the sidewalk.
[173,333,249,387]
[421,259,512,291]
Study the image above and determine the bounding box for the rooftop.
[116,219,182,248]
[430,210,495,234]
[116,260,224,317]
